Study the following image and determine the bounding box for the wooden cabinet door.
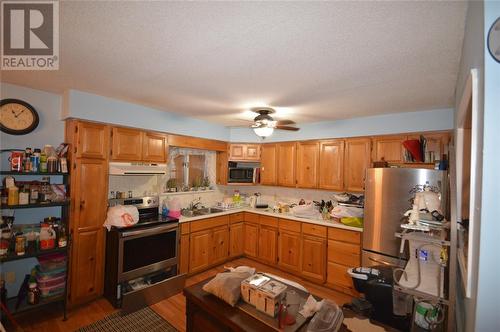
[277,142,296,187]
[258,226,278,264]
[278,230,301,272]
[245,144,260,161]
[179,234,190,274]
[301,235,326,283]
[319,140,344,191]
[142,132,167,162]
[260,144,277,185]
[229,144,245,160]
[243,222,258,258]
[344,138,371,192]
[372,135,406,163]
[189,230,212,273]
[70,229,104,305]
[296,141,319,188]
[211,226,229,264]
[229,223,244,257]
[76,122,110,159]
[73,158,108,231]
[111,127,143,161]
[216,151,228,185]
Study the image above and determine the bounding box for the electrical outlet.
[5,271,15,284]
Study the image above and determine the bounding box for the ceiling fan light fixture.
[253,126,274,138]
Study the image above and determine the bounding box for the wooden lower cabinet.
[189,230,212,273]
[301,235,326,283]
[278,230,301,272]
[229,223,244,257]
[258,226,278,264]
[179,234,190,274]
[211,226,229,264]
[243,222,259,258]
[70,229,104,305]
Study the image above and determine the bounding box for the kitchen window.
[168,148,215,189]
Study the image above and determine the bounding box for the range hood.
[109,162,167,175]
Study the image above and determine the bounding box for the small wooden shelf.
[0,171,68,176]
[0,200,70,209]
[0,246,68,263]
[5,294,65,315]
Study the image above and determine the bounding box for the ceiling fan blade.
[275,125,300,131]
[275,120,296,125]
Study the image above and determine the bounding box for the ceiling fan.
[249,107,299,138]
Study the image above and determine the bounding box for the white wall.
[230,108,454,142]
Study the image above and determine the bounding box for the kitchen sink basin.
[181,207,224,217]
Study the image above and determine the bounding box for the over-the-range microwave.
[228,161,259,183]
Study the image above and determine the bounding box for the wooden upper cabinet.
[372,135,407,163]
[278,230,301,272]
[75,122,110,159]
[319,140,344,191]
[277,142,296,187]
[296,141,319,189]
[229,144,260,161]
[344,138,371,192]
[142,132,167,162]
[260,144,277,185]
[216,151,229,185]
[111,127,143,161]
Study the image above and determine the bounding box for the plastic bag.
[104,205,139,231]
[330,205,363,219]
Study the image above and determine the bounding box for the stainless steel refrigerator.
[362,168,447,267]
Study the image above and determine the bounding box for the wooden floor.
[12,257,353,332]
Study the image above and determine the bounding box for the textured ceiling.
[1,1,467,126]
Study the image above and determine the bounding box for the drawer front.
[328,228,361,244]
[278,218,301,233]
[302,223,327,238]
[260,215,278,228]
[244,212,260,224]
[327,262,354,288]
[229,212,244,224]
[180,223,190,235]
[190,215,229,233]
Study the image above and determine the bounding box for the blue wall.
[64,90,230,141]
[230,108,454,142]
[475,1,500,330]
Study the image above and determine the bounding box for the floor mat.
[76,306,177,332]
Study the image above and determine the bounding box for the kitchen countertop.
[178,207,363,232]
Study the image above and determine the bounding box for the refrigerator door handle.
[368,256,396,266]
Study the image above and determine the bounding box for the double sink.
[181,207,224,217]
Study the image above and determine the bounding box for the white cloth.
[104,205,139,231]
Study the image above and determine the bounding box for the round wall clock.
[0,99,39,135]
[487,17,500,64]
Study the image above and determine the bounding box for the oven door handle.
[120,223,178,238]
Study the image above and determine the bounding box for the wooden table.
[183,278,355,332]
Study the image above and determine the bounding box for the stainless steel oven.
[118,222,178,281]
[104,196,185,311]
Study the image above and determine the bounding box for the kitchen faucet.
[189,197,203,210]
